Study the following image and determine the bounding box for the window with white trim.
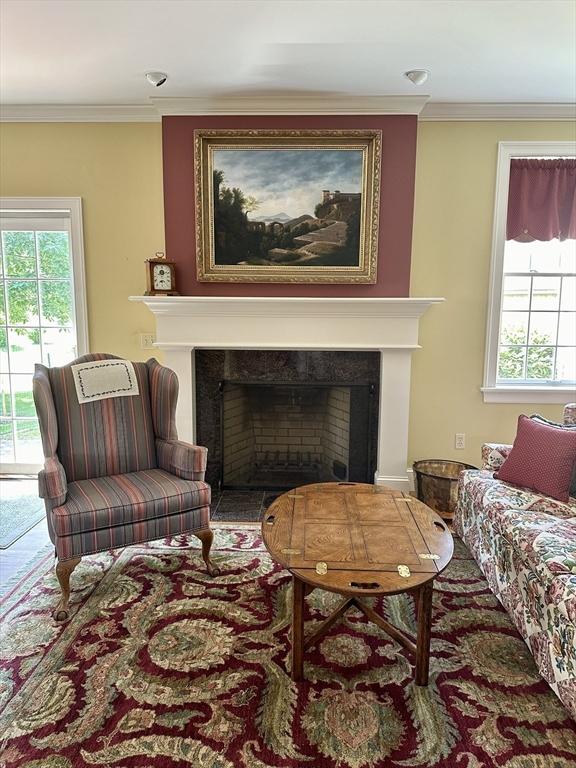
[0,198,88,472]
[483,142,576,404]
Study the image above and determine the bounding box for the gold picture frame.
[194,129,381,283]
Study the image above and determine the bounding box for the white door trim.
[0,197,89,474]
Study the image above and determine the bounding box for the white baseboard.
[0,463,41,476]
[374,472,414,492]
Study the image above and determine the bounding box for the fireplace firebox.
[195,350,380,490]
[221,381,374,489]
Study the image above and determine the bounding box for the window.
[483,143,576,403]
[0,198,88,472]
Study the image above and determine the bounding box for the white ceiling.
[1,0,575,108]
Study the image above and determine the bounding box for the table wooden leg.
[291,575,305,682]
[415,581,433,686]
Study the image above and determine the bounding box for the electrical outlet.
[455,433,465,450]
[140,333,156,349]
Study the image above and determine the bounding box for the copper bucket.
[413,459,477,521]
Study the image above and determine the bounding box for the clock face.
[153,263,172,291]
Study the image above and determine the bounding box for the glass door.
[1,217,80,473]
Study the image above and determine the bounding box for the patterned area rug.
[0,527,574,768]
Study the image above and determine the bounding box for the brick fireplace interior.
[222,382,374,489]
[195,350,380,491]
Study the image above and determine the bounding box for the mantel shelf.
[129,295,444,320]
[130,294,444,351]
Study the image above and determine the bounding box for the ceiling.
[1,0,575,112]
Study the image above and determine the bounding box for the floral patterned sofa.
[455,403,576,719]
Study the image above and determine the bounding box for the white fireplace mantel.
[130,295,444,490]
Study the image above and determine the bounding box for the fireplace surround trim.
[130,295,443,491]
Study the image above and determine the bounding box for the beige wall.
[409,121,576,466]
[0,122,164,360]
[1,120,574,467]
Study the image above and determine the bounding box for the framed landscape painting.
[194,129,381,283]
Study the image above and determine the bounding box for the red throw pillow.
[495,414,576,502]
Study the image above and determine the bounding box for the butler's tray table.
[261,481,454,684]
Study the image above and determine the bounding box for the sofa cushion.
[458,470,575,526]
[481,443,512,471]
[565,404,576,426]
[52,469,211,536]
[495,414,576,502]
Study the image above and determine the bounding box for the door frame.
[0,197,89,474]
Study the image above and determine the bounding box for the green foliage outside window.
[0,391,35,418]
[1,230,73,329]
[39,282,73,325]
[6,281,38,327]
[498,326,555,380]
[3,231,36,276]
[37,232,71,278]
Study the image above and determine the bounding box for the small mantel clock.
[145,253,179,296]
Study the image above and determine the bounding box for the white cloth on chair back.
[71,359,139,403]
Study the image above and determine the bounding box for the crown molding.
[149,94,430,116]
[0,95,428,122]
[420,102,576,121]
[0,104,160,122]
[1,99,574,123]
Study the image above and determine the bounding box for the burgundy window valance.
[506,158,576,242]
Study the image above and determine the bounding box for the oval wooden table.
[261,482,454,684]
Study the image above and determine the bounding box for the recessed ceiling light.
[404,69,429,86]
[145,72,168,87]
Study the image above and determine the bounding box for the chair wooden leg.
[193,528,220,576]
[54,556,81,622]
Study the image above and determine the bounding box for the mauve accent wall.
[162,115,417,297]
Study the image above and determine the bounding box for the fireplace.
[195,350,379,489]
[130,295,443,491]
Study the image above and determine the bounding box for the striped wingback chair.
[33,353,217,621]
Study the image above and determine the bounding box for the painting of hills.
[212,148,363,268]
